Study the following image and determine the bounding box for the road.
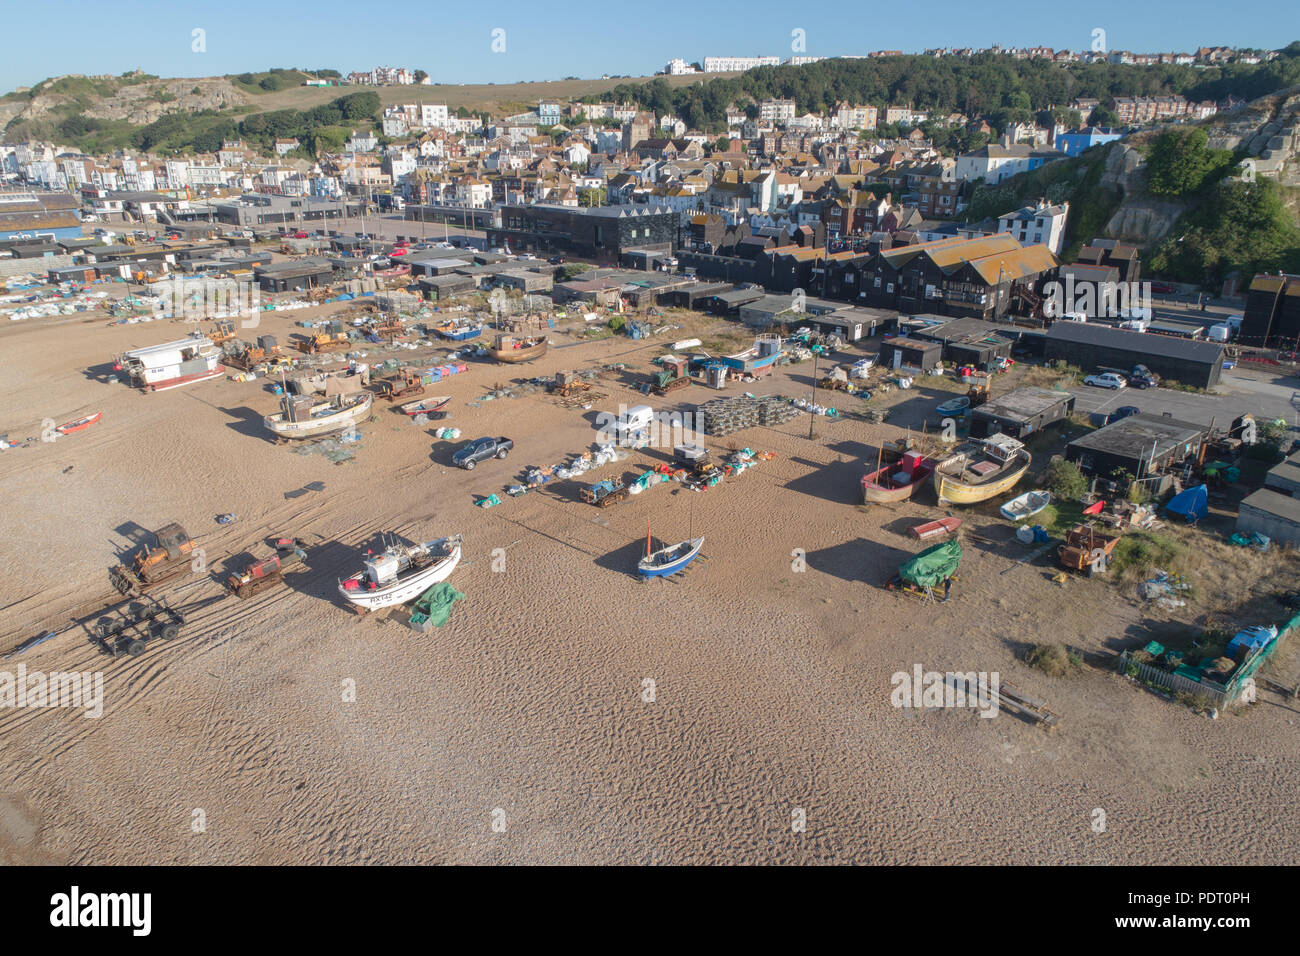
[1064,366,1300,431]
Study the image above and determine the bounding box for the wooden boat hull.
[861,461,934,504]
[911,517,962,539]
[338,539,461,610]
[934,454,1031,505]
[487,341,548,363]
[264,393,373,440]
[638,537,704,577]
[400,396,451,417]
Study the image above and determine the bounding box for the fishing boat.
[1001,490,1052,521]
[935,395,971,417]
[933,433,1032,506]
[487,333,548,363]
[116,335,224,392]
[56,412,102,435]
[338,534,462,611]
[263,390,373,441]
[399,395,452,417]
[910,516,962,540]
[861,450,934,504]
[638,537,705,577]
[434,319,483,342]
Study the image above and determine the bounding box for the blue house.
[1055,127,1125,158]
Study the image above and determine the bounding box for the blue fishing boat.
[637,536,704,577]
[435,320,484,342]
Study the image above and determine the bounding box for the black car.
[1106,405,1142,425]
[547,255,566,265]
[451,436,514,470]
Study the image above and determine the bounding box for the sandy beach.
[1,300,1297,865]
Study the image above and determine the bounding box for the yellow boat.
[933,433,1031,505]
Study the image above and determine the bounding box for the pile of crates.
[699,396,800,436]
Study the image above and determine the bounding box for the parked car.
[1106,405,1142,425]
[451,436,514,470]
[1128,365,1160,389]
[1150,281,1177,294]
[1084,372,1127,390]
[547,255,566,264]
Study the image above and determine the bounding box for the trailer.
[94,597,185,658]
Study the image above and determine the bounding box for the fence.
[1118,611,1298,708]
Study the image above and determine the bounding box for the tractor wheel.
[160,624,180,641]
[127,639,146,657]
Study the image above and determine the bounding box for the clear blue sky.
[2,0,1293,92]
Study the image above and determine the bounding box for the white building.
[665,58,698,75]
[997,200,1069,255]
[759,99,796,124]
[703,56,781,73]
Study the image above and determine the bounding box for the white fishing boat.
[1001,490,1052,521]
[338,534,462,611]
[116,335,224,391]
[263,391,373,441]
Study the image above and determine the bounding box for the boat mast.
[645,519,651,558]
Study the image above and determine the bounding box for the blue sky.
[2,0,1292,92]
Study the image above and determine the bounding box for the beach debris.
[217,513,238,525]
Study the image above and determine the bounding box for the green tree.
[1146,127,1234,196]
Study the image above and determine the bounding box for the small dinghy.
[638,537,704,578]
[935,395,971,417]
[400,395,452,417]
[56,412,102,435]
[910,516,962,540]
[1001,490,1052,521]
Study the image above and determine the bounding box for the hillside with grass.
[0,67,712,154]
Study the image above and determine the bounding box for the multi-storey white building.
[665,58,698,75]
[996,199,1069,255]
[759,99,796,124]
[703,56,781,72]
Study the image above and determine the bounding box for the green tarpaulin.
[898,540,962,588]
[410,582,465,628]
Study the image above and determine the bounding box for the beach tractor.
[647,355,691,396]
[297,324,350,354]
[374,370,426,401]
[227,538,309,599]
[109,523,196,596]
[580,478,628,508]
[208,319,236,346]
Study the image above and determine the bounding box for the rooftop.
[1068,413,1206,456]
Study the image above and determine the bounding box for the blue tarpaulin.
[1166,484,1208,523]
